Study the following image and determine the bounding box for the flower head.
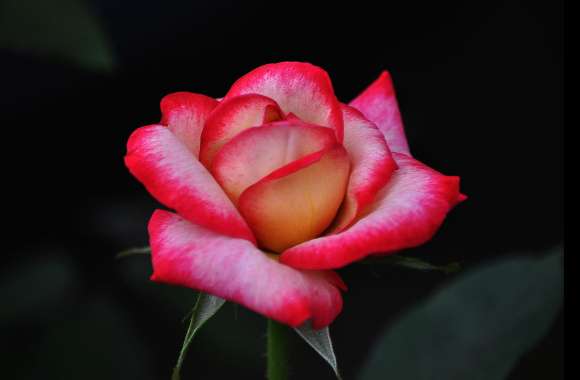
[125,62,464,328]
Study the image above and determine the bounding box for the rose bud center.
[209,121,350,252]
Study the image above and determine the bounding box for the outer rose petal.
[125,125,255,242]
[160,92,218,156]
[199,94,283,167]
[349,71,410,155]
[238,146,350,253]
[280,153,462,269]
[225,62,344,142]
[149,210,343,328]
[331,105,398,232]
[211,122,337,203]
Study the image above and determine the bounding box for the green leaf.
[358,249,563,380]
[360,254,461,273]
[0,255,79,323]
[31,296,156,380]
[116,246,151,259]
[172,293,226,380]
[0,0,115,72]
[294,321,342,380]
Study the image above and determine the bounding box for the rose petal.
[280,153,462,269]
[349,71,410,155]
[330,105,398,232]
[125,125,255,242]
[211,121,337,203]
[160,92,218,156]
[238,146,350,253]
[225,62,344,142]
[149,209,344,328]
[199,94,283,167]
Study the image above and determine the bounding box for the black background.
[1,0,563,379]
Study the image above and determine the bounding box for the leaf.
[31,296,155,380]
[0,254,79,323]
[0,0,115,72]
[295,321,342,379]
[360,254,461,273]
[116,246,151,259]
[358,249,563,380]
[172,292,226,380]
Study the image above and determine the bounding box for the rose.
[125,62,464,328]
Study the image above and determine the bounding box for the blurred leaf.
[172,292,226,380]
[294,321,341,379]
[360,254,460,273]
[0,0,115,72]
[116,246,151,259]
[358,250,563,380]
[32,296,155,380]
[0,254,79,323]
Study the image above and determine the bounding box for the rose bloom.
[125,62,465,328]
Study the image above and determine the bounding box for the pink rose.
[125,62,464,328]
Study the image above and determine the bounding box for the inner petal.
[199,94,283,167]
[238,146,351,253]
[211,121,337,203]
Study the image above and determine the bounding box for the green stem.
[267,319,291,380]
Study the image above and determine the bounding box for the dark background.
[1,0,563,379]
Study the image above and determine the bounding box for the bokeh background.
[1,0,563,379]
